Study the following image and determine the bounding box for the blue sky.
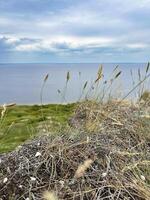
[0,0,150,63]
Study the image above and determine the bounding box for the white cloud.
[0,0,150,61]
[14,36,115,52]
[4,36,20,44]
[126,43,148,49]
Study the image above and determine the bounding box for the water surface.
[0,63,149,104]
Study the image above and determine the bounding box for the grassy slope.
[0,103,75,153]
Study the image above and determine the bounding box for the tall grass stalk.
[40,73,49,130]
[61,71,70,103]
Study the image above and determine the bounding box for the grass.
[0,103,75,153]
[0,64,150,199]
[0,99,150,200]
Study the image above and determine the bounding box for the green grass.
[0,103,75,153]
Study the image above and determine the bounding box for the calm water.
[0,63,149,104]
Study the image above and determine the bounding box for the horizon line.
[0,62,148,65]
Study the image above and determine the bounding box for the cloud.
[13,36,115,53]
[0,36,15,52]
[0,0,150,62]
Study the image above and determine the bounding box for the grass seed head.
[146,62,150,74]
[114,71,122,79]
[44,74,49,82]
[1,103,7,119]
[43,191,58,200]
[66,71,70,83]
[95,65,103,83]
[75,159,93,178]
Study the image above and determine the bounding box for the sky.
[0,0,150,63]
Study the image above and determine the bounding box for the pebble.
[140,175,146,181]
[35,152,41,157]
[30,177,36,182]
[102,172,107,178]
[3,177,8,184]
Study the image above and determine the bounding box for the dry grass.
[0,99,149,200]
